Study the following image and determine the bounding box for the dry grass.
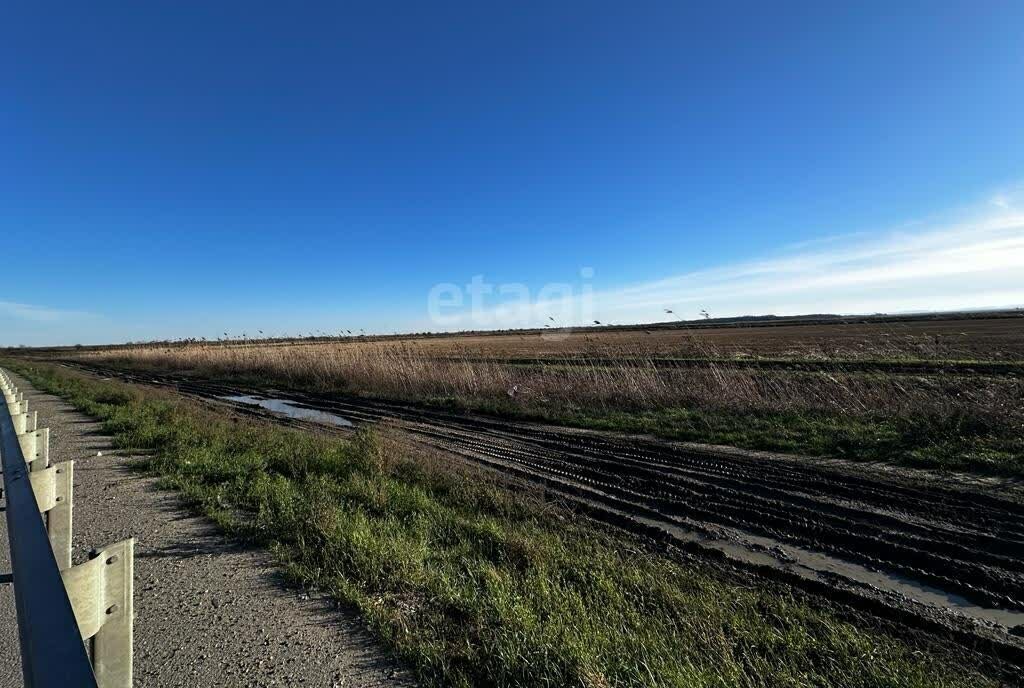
[76,335,1020,430]
[57,321,1024,475]
[8,360,1001,688]
[127,315,1021,362]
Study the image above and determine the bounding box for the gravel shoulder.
[0,373,413,687]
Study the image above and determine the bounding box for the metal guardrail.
[0,368,134,687]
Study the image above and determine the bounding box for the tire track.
[63,364,1024,657]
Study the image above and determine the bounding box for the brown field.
[57,315,1024,403]
[376,314,1024,361]
[9,313,1024,675]
[32,311,1024,362]
[40,313,1024,477]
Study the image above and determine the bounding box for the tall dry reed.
[75,338,1022,430]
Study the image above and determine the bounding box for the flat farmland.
[387,313,1024,361]
[7,311,1024,683]
[52,312,1024,477]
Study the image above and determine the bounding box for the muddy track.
[427,355,1024,378]
[61,362,1024,672]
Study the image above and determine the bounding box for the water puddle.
[733,530,1024,629]
[215,394,1024,632]
[633,513,1024,629]
[220,395,353,427]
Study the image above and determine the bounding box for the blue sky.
[2,2,1023,345]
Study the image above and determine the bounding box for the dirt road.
[59,362,1024,672]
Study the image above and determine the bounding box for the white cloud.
[431,191,1024,328]
[0,300,92,323]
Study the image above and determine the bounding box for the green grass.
[426,397,1024,477]
[67,354,1024,477]
[53,350,1024,478]
[4,360,1002,687]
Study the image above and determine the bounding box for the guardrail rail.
[1,368,134,687]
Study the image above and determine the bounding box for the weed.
[2,360,999,688]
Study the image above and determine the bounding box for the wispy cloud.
[991,194,1012,210]
[431,189,1024,328]
[0,300,93,323]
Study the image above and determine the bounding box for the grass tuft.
[3,359,1001,688]
[69,335,1024,476]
